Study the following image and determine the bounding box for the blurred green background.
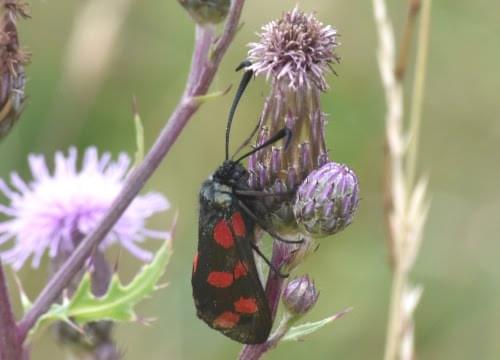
[1,0,499,359]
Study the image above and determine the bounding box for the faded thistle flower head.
[248,6,339,91]
[247,7,340,234]
[282,275,319,316]
[0,1,30,140]
[294,162,359,237]
[0,147,169,270]
[178,0,230,25]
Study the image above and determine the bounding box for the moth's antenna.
[235,127,292,164]
[231,115,261,160]
[225,60,253,161]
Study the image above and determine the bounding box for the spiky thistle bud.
[294,162,359,237]
[178,0,230,25]
[0,1,29,141]
[247,7,340,234]
[282,275,319,316]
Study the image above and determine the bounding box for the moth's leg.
[250,242,288,278]
[237,200,304,245]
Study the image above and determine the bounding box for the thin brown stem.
[17,0,247,341]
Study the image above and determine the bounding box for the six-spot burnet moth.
[191,61,301,344]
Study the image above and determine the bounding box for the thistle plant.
[247,7,340,235]
[0,147,171,358]
[240,8,357,359]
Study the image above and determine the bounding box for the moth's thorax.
[200,161,249,209]
[200,179,233,209]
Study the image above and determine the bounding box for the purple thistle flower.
[248,6,340,91]
[0,147,169,270]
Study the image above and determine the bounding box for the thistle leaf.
[28,240,172,339]
[282,307,352,342]
[192,85,231,105]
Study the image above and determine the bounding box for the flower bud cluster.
[247,7,359,240]
[245,8,361,325]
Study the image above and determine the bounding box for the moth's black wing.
[192,196,271,344]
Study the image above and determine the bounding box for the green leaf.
[282,307,352,342]
[133,101,145,168]
[192,85,231,105]
[28,240,172,339]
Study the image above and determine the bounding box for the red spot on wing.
[213,219,234,249]
[234,297,259,314]
[231,212,246,237]
[233,261,248,279]
[213,311,240,329]
[192,253,199,273]
[207,271,234,288]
